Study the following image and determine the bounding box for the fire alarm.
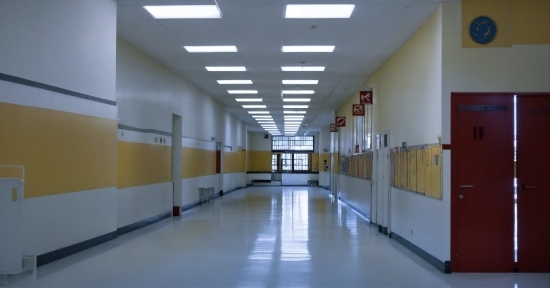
[264,134,269,139]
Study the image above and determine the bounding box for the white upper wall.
[0,0,117,101]
[116,38,246,149]
[248,132,272,151]
[341,4,442,149]
[441,2,550,143]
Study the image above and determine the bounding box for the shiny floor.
[5,186,549,287]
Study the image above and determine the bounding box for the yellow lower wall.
[224,150,245,174]
[182,147,216,179]
[0,102,117,198]
[117,141,172,188]
[247,150,272,172]
[0,166,24,179]
[311,153,319,172]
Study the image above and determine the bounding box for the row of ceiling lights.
[144,4,357,135]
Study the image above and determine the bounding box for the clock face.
[469,16,497,44]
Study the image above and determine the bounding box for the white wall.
[0,0,116,101]
[117,37,247,218]
[0,0,118,256]
[248,132,272,151]
[336,4,446,261]
[338,175,372,219]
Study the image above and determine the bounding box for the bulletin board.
[390,144,442,199]
[338,152,373,181]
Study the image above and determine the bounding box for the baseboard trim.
[181,201,201,212]
[389,232,451,274]
[117,212,171,236]
[37,231,117,267]
[223,187,242,195]
[338,197,371,222]
[319,186,330,191]
[378,224,388,235]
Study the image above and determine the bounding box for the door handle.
[522,184,536,190]
[460,185,473,188]
[458,195,464,200]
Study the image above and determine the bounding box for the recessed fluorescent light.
[283,105,308,109]
[242,105,266,109]
[144,5,221,19]
[218,80,252,84]
[282,46,335,53]
[284,122,302,124]
[285,117,304,120]
[206,66,246,71]
[283,98,311,102]
[184,46,237,53]
[282,80,318,85]
[282,90,315,94]
[236,98,262,102]
[252,115,272,118]
[248,111,270,114]
[281,66,325,71]
[257,121,275,124]
[228,90,258,94]
[284,124,301,126]
[284,111,307,114]
[285,4,355,19]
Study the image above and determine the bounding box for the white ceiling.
[116,0,458,134]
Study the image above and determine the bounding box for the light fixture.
[257,121,275,124]
[248,111,270,114]
[285,4,355,19]
[284,122,302,124]
[285,124,301,127]
[282,90,315,94]
[283,98,311,102]
[252,115,272,118]
[284,111,307,114]
[282,46,335,53]
[206,66,246,71]
[242,105,266,109]
[229,90,258,94]
[282,80,318,85]
[285,117,305,120]
[236,98,262,102]
[184,46,237,53]
[144,5,221,19]
[283,105,308,109]
[218,80,253,84]
[281,66,325,71]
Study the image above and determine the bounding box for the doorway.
[451,93,550,272]
[172,114,182,216]
[374,131,390,233]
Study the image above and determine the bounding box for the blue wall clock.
[469,16,497,44]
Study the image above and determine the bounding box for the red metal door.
[451,93,514,272]
[516,94,550,272]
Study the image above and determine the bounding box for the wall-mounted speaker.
[264,134,269,139]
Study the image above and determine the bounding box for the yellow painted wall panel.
[512,0,550,44]
[416,150,426,193]
[0,166,24,179]
[462,0,513,47]
[463,0,549,47]
[117,141,172,188]
[182,147,216,179]
[223,151,245,174]
[247,150,272,172]
[311,153,319,172]
[0,102,117,198]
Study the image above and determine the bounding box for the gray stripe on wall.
[118,124,172,136]
[0,72,116,106]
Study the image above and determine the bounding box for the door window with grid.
[271,136,314,172]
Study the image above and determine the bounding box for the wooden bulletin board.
[390,144,442,199]
[338,152,373,181]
